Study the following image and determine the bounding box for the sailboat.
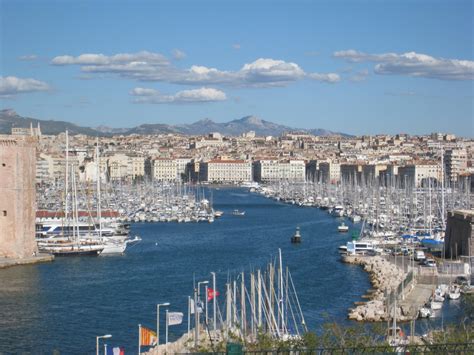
[37,131,105,256]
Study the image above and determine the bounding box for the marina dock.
[0,253,54,269]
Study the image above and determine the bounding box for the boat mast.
[440,145,445,229]
[96,138,102,240]
[278,248,285,334]
[65,130,69,227]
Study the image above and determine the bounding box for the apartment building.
[253,159,306,182]
[445,148,468,182]
[200,159,252,183]
[397,162,440,187]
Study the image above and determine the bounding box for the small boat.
[291,226,301,243]
[418,307,432,318]
[232,209,245,216]
[448,285,461,300]
[214,210,224,218]
[338,222,349,232]
[430,301,443,310]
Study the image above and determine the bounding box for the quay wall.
[0,136,38,259]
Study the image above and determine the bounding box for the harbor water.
[0,188,466,353]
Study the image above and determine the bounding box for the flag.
[207,288,220,301]
[167,312,184,326]
[190,299,203,314]
[106,347,125,355]
[140,326,157,346]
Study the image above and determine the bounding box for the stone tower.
[0,135,38,258]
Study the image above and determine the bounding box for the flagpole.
[165,309,169,348]
[205,285,209,326]
[211,271,217,332]
[138,324,141,355]
[194,287,198,348]
[187,296,191,337]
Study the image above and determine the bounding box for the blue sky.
[1,0,473,136]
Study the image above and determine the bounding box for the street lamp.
[96,334,112,355]
[195,280,209,347]
[197,280,209,299]
[157,302,170,346]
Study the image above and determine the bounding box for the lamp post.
[196,280,209,347]
[96,334,112,355]
[157,302,170,346]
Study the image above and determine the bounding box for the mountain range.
[0,109,347,137]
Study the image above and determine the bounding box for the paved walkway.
[399,283,435,318]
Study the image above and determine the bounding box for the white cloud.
[18,54,38,61]
[0,76,50,97]
[334,50,474,80]
[232,44,241,50]
[172,49,186,60]
[308,72,341,83]
[51,51,169,66]
[240,58,305,86]
[131,87,227,104]
[51,51,340,87]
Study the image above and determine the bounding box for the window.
[1,163,5,167]
[2,211,6,217]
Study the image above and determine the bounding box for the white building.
[398,162,441,187]
[106,153,145,181]
[445,148,468,182]
[318,161,341,184]
[200,159,252,183]
[153,158,178,181]
[253,159,306,182]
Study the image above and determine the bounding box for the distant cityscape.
[8,117,471,190]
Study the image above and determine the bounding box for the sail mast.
[96,138,102,240]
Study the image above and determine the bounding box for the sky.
[1,0,473,136]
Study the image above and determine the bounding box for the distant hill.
[0,109,101,136]
[0,109,348,137]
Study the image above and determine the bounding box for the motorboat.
[418,307,432,318]
[342,240,377,255]
[338,222,349,232]
[430,300,443,310]
[448,285,461,300]
[291,226,301,243]
[232,209,245,216]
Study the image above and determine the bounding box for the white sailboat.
[38,131,105,256]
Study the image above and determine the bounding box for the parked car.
[415,250,426,261]
[423,258,436,267]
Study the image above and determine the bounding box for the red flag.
[207,288,220,301]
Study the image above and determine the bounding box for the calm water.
[0,188,465,353]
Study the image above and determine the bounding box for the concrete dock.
[399,283,435,318]
[0,254,54,269]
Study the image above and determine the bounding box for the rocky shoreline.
[344,255,405,322]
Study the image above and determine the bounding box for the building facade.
[200,159,252,183]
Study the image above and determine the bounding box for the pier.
[0,253,54,269]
